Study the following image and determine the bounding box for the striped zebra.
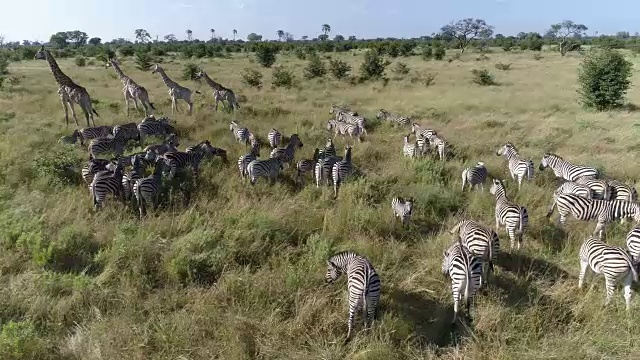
[449,219,500,286]
[319,138,337,159]
[88,134,126,159]
[185,140,227,163]
[162,149,208,180]
[90,164,125,210]
[539,153,598,181]
[625,226,640,263]
[495,142,534,189]
[425,133,447,161]
[296,148,320,184]
[112,122,140,143]
[329,104,354,121]
[144,134,180,156]
[238,142,261,178]
[332,146,353,198]
[327,120,364,143]
[402,134,418,158]
[490,179,529,250]
[133,159,164,218]
[341,113,367,135]
[608,179,638,202]
[391,197,414,226]
[79,125,113,145]
[268,128,282,149]
[315,155,340,187]
[229,121,250,145]
[547,193,640,239]
[376,109,409,127]
[410,123,437,141]
[58,129,82,145]
[325,251,381,343]
[122,155,147,201]
[247,157,285,185]
[441,239,483,324]
[579,236,638,310]
[554,181,593,199]
[461,162,488,192]
[269,134,304,167]
[82,157,114,185]
[138,116,175,140]
[574,177,611,200]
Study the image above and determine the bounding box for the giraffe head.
[34,46,47,60]
[194,68,205,80]
[104,57,118,69]
[151,64,162,74]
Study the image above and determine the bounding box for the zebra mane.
[328,251,359,264]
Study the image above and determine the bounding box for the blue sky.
[2,0,639,42]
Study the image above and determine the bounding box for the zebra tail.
[546,196,557,219]
[463,257,471,305]
[92,109,100,117]
[449,220,462,235]
[362,268,370,327]
[134,180,141,207]
[461,169,468,191]
[149,102,156,110]
[518,208,524,235]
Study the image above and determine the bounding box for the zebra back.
[540,153,598,181]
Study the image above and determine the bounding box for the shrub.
[294,47,306,60]
[134,51,153,71]
[328,58,351,79]
[20,47,37,61]
[241,68,263,89]
[32,148,80,187]
[0,320,47,359]
[502,43,514,52]
[0,76,4,88]
[392,62,410,75]
[421,46,433,61]
[255,43,278,68]
[471,69,497,86]
[0,55,7,76]
[423,73,436,87]
[359,50,388,80]
[272,66,295,89]
[182,63,199,81]
[303,53,326,79]
[533,53,544,61]
[74,56,86,67]
[495,62,512,71]
[433,45,446,60]
[578,49,632,110]
[7,75,22,87]
[96,48,116,63]
[118,45,135,57]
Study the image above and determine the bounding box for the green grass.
[1,48,640,359]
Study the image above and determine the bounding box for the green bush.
[328,58,351,79]
[33,148,81,187]
[495,62,512,71]
[118,45,135,57]
[421,46,433,61]
[533,53,544,61]
[20,47,37,61]
[134,51,153,71]
[294,47,306,60]
[182,63,199,81]
[433,44,446,60]
[0,320,47,360]
[578,49,632,110]
[303,53,326,79]
[74,56,87,67]
[471,69,497,86]
[272,66,295,89]
[255,43,278,68]
[359,50,388,80]
[392,62,410,75]
[241,68,263,89]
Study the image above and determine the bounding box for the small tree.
[578,49,632,110]
[328,58,351,79]
[303,53,326,79]
[241,68,263,89]
[74,56,87,67]
[471,69,497,86]
[440,18,494,53]
[134,29,151,43]
[433,44,446,60]
[421,46,433,61]
[359,50,388,80]
[88,37,101,46]
[255,43,278,68]
[548,21,588,56]
[272,66,295,88]
[134,51,153,71]
[182,63,199,81]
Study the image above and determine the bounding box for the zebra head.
[489,179,506,196]
[476,161,485,168]
[496,143,515,157]
[229,121,238,132]
[539,153,553,171]
[403,134,412,144]
[165,133,180,147]
[376,109,388,120]
[326,120,336,131]
[289,134,304,149]
[325,260,342,283]
[144,149,157,163]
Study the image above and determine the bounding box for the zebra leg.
[604,275,615,307]
[508,228,516,250]
[452,293,459,324]
[594,222,605,240]
[578,259,589,289]
[345,301,357,343]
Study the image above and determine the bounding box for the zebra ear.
[327,260,338,269]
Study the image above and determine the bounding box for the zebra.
[425,133,447,161]
[325,251,381,343]
[574,177,611,200]
[327,120,364,143]
[410,123,437,141]
[315,155,340,187]
[490,179,529,250]
[138,116,175,140]
[58,129,82,145]
[608,179,638,202]
[269,134,304,167]
[247,157,286,185]
[332,146,353,199]
[391,197,414,226]
[554,181,594,199]
[121,154,147,201]
[319,138,337,159]
[88,134,127,159]
[441,239,483,324]
[625,226,640,263]
[162,149,208,180]
[329,104,355,121]
[133,158,164,218]
[90,164,125,210]
[579,236,638,311]
[461,162,488,192]
[144,134,180,156]
[402,134,418,158]
[112,122,140,143]
[238,142,261,179]
[79,125,113,145]
[82,157,114,185]
[495,142,534,189]
[296,148,320,184]
[229,121,250,145]
[185,141,228,164]
[376,109,409,127]
[341,113,367,135]
[539,153,598,181]
[547,193,640,239]
[268,128,282,149]
[449,219,500,286]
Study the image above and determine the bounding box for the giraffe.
[34,46,98,128]
[194,69,240,112]
[151,64,199,115]
[105,58,155,117]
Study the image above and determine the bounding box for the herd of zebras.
[56,102,640,343]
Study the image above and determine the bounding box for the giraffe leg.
[171,97,177,114]
[187,101,193,115]
[68,101,81,128]
[124,91,131,117]
[60,98,70,127]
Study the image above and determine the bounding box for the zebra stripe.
[79,125,113,145]
[247,157,285,185]
[229,121,250,145]
[319,138,337,159]
[296,148,320,183]
[88,135,126,159]
[450,219,500,286]
[391,197,414,226]
[144,134,180,156]
[376,109,409,126]
[547,193,640,239]
[82,157,113,185]
[332,146,353,198]
[122,155,146,201]
[315,156,340,187]
[625,226,640,263]
[58,129,82,145]
[268,128,282,149]
[341,113,367,135]
[162,150,206,180]
[579,236,638,310]
[539,153,598,181]
[133,159,164,218]
[112,122,140,143]
[496,142,534,189]
[269,134,304,166]
[461,162,488,191]
[402,135,418,158]
[138,116,175,139]
[325,251,381,343]
[410,123,437,141]
[608,179,638,202]
[574,177,611,200]
[90,165,124,210]
[441,240,482,324]
[238,142,261,178]
[554,181,593,199]
[425,133,447,161]
[327,120,364,142]
[490,179,529,250]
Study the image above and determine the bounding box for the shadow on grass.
[497,251,571,283]
[537,222,568,253]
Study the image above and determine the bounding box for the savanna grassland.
[2,48,640,360]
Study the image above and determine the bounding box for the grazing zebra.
[112,122,140,143]
[229,121,250,145]
[82,157,113,185]
[402,134,418,158]
[90,164,125,210]
[268,128,282,149]
[247,157,286,185]
[121,155,146,201]
[325,251,381,343]
[449,219,500,286]
[547,193,640,239]
[574,177,611,200]
[341,113,367,135]
[539,153,598,181]
[185,141,228,164]
[315,155,340,187]
[327,120,364,143]
[138,116,175,140]
[554,181,593,199]
[238,142,261,178]
[490,179,529,250]
[79,125,113,145]
[579,236,638,310]
[625,226,640,263]
[296,148,320,184]
[608,179,638,202]
[332,146,353,198]
[441,239,483,324]
[144,134,180,156]
[376,109,409,126]
[58,129,82,145]
[410,123,437,141]
[134,159,164,218]
[329,104,354,121]
[391,197,414,226]
[495,142,534,189]
[425,133,447,161]
[269,134,304,167]
[162,149,208,180]
[319,138,337,159]
[461,162,488,192]
[88,134,126,159]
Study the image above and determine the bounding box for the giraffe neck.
[202,72,223,90]
[110,60,130,86]
[44,50,76,87]
[157,68,178,89]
